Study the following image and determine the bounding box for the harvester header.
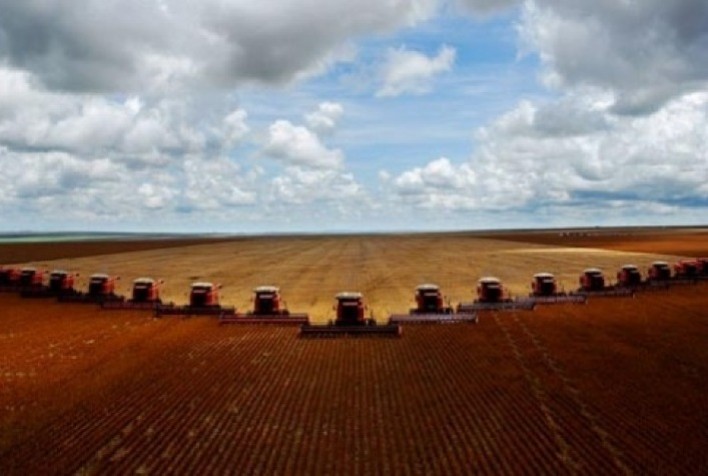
[219,285,309,325]
[389,284,477,324]
[457,277,536,312]
[300,292,401,337]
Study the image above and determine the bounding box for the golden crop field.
[15,232,686,321]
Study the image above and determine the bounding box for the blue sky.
[0,1,706,233]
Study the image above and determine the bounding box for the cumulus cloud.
[0,0,438,93]
[519,0,708,113]
[222,109,250,148]
[455,0,520,15]
[305,102,344,135]
[270,167,363,205]
[263,120,344,169]
[377,45,456,97]
[183,157,257,209]
[390,91,708,213]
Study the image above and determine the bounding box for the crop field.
[1,228,707,474]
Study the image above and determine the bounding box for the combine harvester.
[526,273,586,304]
[388,284,478,324]
[21,269,80,298]
[697,258,708,277]
[220,286,309,325]
[0,266,21,292]
[457,277,536,312]
[102,278,169,310]
[647,260,696,286]
[673,259,702,283]
[58,273,125,303]
[573,268,634,297]
[155,282,235,317]
[616,264,668,291]
[300,292,401,337]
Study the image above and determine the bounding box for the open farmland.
[1,229,707,474]
[6,232,689,321]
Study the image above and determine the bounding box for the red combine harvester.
[102,278,169,310]
[0,266,22,291]
[18,267,45,289]
[59,273,124,303]
[527,272,586,304]
[155,282,235,317]
[673,259,701,280]
[616,265,643,287]
[21,269,80,298]
[647,261,672,282]
[457,277,535,312]
[300,292,401,337]
[220,286,309,325]
[574,268,633,297]
[388,284,478,324]
[698,258,708,277]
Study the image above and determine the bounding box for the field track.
[1,228,707,474]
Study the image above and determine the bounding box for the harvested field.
[6,233,690,320]
[1,229,707,474]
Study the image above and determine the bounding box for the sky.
[0,0,706,233]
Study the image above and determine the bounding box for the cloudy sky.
[1,0,706,233]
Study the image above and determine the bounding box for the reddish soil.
[0,237,235,264]
[481,228,708,257]
[1,285,707,474]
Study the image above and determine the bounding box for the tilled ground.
[0,230,706,474]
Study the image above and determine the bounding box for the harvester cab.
[19,267,44,288]
[88,273,117,297]
[617,265,643,287]
[219,285,309,325]
[648,261,672,281]
[131,278,161,303]
[49,270,77,293]
[335,292,367,326]
[0,266,21,287]
[190,282,220,307]
[527,272,586,304]
[477,277,505,302]
[531,273,557,296]
[252,286,283,315]
[388,284,477,324]
[300,292,401,337]
[579,268,605,291]
[413,284,452,314]
[155,282,234,317]
[457,278,535,312]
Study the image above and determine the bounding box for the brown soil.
[480,227,708,256]
[1,230,706,474]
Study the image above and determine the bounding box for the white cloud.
[222,109,250,148]
[263,120,344,169]
[0,0,439,93]
[519,0,708,113]
[377,45,456,97]
[455,0,520,15]
[184,157,257,209]
[305,102,344,135]
[270,167,363,205]
[390,91,708,213]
